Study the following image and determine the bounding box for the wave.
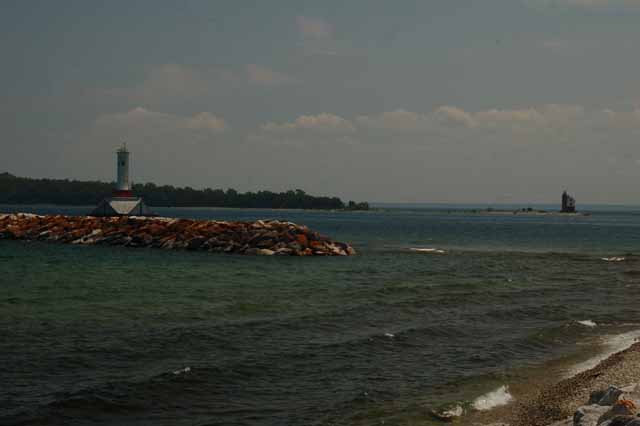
[566,329,640,377]
[602,256,626,262]
[472,385,514,410]
[430,385,514,422]
[409,247,446,254]
[172,366,191,375]
[577,320,597,328]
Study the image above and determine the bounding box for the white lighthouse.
[90,143,154,217]
[116,143,131,194]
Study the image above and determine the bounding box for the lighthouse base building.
[90,144,155,217]
[91,196,154,217]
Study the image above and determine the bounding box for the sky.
[2,0,640,204]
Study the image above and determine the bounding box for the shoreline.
[461,334,640,426]
[510,341,640,426]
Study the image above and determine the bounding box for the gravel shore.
[509,342,640,426]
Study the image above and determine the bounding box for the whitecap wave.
[410,248,446,254]
[472,385,513,411]
[173,366,191,375]
[577,320,597,328]
[566,330,640,377]
[602,257,625,262]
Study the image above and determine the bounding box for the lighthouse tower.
[114,143,133,197]
[89,143,154,217]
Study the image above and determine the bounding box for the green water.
[2,205,640,425]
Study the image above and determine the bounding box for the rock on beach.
[0,213,356,256]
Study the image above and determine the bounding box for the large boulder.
[600,417,640,426]
[591,387,625,406]
[598,400,638,425]
[574,405,610,426]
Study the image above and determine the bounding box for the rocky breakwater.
[0,213,356,256]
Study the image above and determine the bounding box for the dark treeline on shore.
[0,173,370,210]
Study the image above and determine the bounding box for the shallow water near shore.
[2,204,640,425]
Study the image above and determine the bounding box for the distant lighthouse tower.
[90,143,154,217]
[114,143,133,197]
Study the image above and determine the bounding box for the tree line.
[0,172,370,210]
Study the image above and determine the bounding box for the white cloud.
[564,0,639,6]
[184,112,226,132]
[100,65,222,105]
[99,62,294,107]
[291,104,640,139]
[602,108,640,128]
[356,109,430,131]
[531,0,640,8]
[246,64,293,86]
[434,106,478,128]
[261,113,355,133]
[95,107,226,134]
[296,16,332,39]
[356,106,565,132]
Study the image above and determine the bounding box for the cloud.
[184,112,226,132]
[541,40,571,52]
[100,65,223,105]
[356,105,582,132]
[261,104,640,146]
[602,108,640,128]
[356,109,430,131]
[95,107,226,134]
[530,0,640,9]
[295,16,344,56]
[296,16,332,39]
[261,113,355,133]
[564,0,639,6]
[98,63,293,108]
[246,64,293,86]
[434,106,478,128]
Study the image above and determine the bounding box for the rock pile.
[0,213,356,256]
[548,384,640,426]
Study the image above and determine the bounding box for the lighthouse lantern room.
[89,143,154,217]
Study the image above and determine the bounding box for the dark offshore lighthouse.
[561,190,576,213]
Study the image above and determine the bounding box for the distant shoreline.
[463,209,588,217]
[0,172,370,211]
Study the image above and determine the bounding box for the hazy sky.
[2,0,640,203]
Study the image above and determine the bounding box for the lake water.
[2,205,640,425]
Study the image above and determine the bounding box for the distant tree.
[0,172,370,210]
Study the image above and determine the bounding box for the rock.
[548,418,573,426]
[274,248,293,255]
[598,400,638,425]
[186,237,205,250]
[590,390,610,405]
[429,402,465,422]
[574,404,610,426]
[0,213,356,256]
[591,387,625,406]
[600,416,640,426]
[620,385,639,394]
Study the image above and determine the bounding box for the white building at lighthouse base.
[90,196,154,217]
